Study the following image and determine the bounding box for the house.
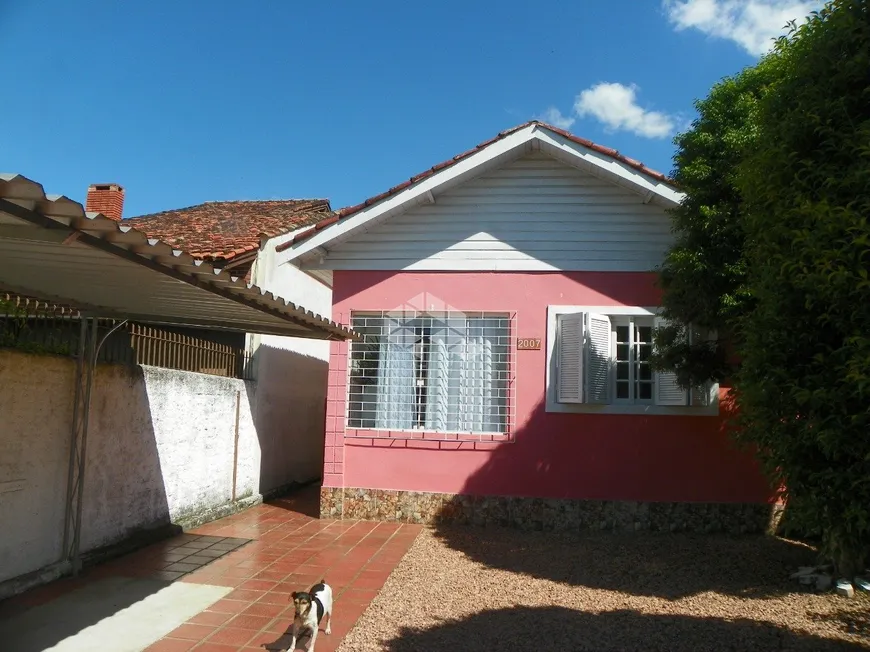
[275,121,780,534]
[123,186,338,488]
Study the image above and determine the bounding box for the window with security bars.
[348,312,511,433]
[555,310,714,408]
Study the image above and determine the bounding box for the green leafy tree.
[652,60,779,388]
[655,0,870,576]
[735,0,870,576]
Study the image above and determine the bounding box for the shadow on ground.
[0,577,173,652]
[426,390,806,601]
[431,525,817,601]
[263,629,313,651]
[267,482,322,519]
[382,606,867,652]
[808,602,870,640]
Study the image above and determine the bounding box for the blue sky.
[0,0,818,217]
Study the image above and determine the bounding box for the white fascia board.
[276,125,540,265]
[263,224,319,253]
[535,129,685,207]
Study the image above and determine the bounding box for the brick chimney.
[85,183,125,221]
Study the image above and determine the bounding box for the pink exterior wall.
[323,271,774,504]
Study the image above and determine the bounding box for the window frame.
[546,305,719,416]
[611,315,655,406]
[345,310,515,436]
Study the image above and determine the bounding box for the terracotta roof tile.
[126,199,332,262]
[277,121,673,252]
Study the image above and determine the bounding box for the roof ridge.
[125,202,210,221]
[127,197,330,221]
[201,198,329,204]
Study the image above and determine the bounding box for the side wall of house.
[0,351,262,591]
[248,232,333,491]
[321,271,778,531]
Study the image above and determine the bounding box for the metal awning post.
[61,316,86,562]
[61,315,96,575]
[60,316,127,575]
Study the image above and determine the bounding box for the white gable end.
[303,153,675,273]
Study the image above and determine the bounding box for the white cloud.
[573,82,676,139]
[663,0,818,55]
[537,106,575,130]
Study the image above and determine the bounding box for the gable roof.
[276,121,680,257]
[127,199,333,262]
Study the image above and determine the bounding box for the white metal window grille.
[348,311,513,435]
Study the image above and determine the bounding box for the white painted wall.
[0,350,294,588]
[253,229,333,361]
[312,152,675,272]
[248,229,333,489]
[80,365,260,553]
[0,351,73,586]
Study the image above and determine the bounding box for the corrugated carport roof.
[0,173,357,340]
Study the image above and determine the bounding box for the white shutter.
[653,316,688,406]
[586,313,611,404]
[557,312,585,403]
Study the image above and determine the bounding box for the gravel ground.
[338,527,870,651]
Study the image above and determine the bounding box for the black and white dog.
[289,580,333,651]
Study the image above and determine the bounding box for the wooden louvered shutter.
[586,313,611,404]
[557,312,585,403]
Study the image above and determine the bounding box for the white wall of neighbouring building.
[247,229,333,492]
[0,349,313,594]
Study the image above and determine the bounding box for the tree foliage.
[656,0,870,575]
[734,0,870,576]
[652,59,779,388]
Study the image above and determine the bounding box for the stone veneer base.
[320,486,784,535]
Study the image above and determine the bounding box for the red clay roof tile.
[126,198,332,262]
[277,121,673,252]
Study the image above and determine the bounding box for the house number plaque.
[517,338,542,350]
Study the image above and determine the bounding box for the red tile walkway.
[0,485,421,652]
